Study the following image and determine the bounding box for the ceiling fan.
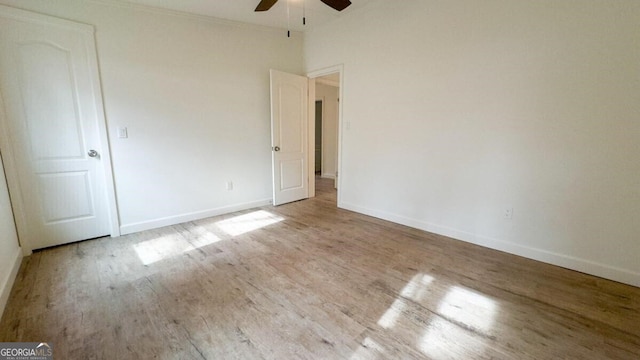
[255,0,352,12]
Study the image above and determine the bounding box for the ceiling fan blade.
[255,0,278,12]
[320,0,352,11]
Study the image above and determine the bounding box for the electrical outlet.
[504,207,513,219]
[226,181,233,191]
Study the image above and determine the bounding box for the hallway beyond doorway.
[315,174,336,206]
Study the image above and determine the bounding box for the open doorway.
[269,67,342,207]
[313,98,334,201]
[315,100,323,176]
[312,72,340,204]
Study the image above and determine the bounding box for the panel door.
[0,7,111,249]
[270,70,309,206]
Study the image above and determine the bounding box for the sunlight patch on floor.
[400,273,434,299]
[438,286,497,332]
[420,317,482,358]
[349,337,385,360]
[215,210,284,236]
[374,273,498,358]
[132,210,282,265]
[133,232,221,265]
[420,286,497,358]
[377,298,406,329]
[378,273,434,329]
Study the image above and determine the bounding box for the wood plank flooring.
[1,177,639,359]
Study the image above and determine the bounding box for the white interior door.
[270,69,309,206]
[0,7,111,249]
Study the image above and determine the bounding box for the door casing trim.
[306,64,344,206]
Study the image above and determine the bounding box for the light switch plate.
[117,127,128,139]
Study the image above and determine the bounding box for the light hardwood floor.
[1,177,639,359]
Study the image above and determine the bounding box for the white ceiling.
[119,0,374,32]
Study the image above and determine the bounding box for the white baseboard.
[321,173,336,179]
[0,246,22,318]
[340,201,640,288]
[120,199,272,235]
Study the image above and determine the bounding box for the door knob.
[273,146,281,152]
[88,150,99,158]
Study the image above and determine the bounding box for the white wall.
[316,83,339,178]
[0,0,303,234]
[0,153,21,316]
[304,0,640,286]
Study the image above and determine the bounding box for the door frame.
[0,5,120,255]
[307,64,344,204]
[314,99,325,177]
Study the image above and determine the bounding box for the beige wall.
[2,0,638,287]
[0,0,303,234]
[304,0,640,286]
[316,83,339,178]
